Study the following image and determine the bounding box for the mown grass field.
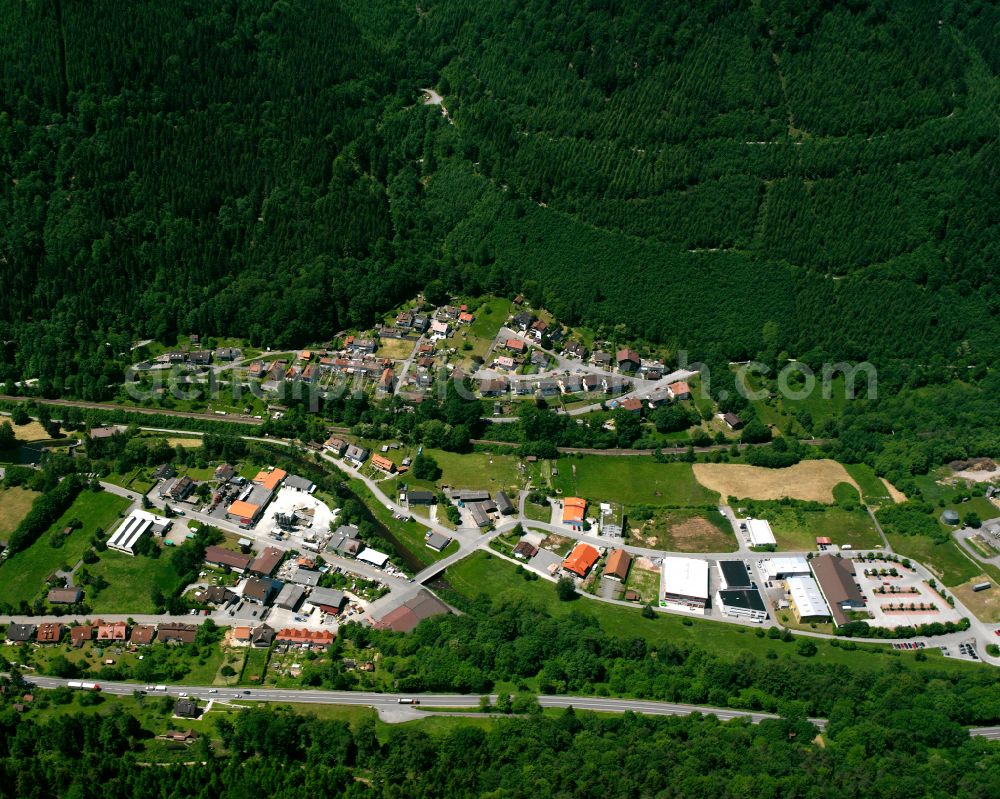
[0,485,40,536]
[441,552,979,674]
[552,458,719,506]
[843,463,892,505]
[735,502,883,551]
[468,296,515,342]
[884,533,983,587]
[376,337,417,359]
[0,490,130,605]
[86,549,184,613]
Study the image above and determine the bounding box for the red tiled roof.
[562,543,600,577]
[253,469,286,491]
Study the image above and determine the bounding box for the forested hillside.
[2,0,1000,395]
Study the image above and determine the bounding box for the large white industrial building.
[760,556,811,582]
[744,518,776,547]
[786,575,830,622]
[107,509,171,556]
[660,557,710,614]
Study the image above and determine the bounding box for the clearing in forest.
[692,460,861,503]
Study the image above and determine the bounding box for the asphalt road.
[20,675,821,727]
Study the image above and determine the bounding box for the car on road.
[244,690,251,695]
[397,698,420,705]
[179,692,188,697]
[209,689,218,693]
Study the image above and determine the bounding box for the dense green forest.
[3,700,1000,799]
[2,0,1000,393]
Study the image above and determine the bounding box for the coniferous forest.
[1,0,999,399]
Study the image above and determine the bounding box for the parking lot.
[852,558,962,628]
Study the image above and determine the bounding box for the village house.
[157,623,198,644]
[529,320,548,341]
[640,360,664,380]
[513,540,538,560]
[173,698,201,719]
[323,435,348,455]
[70,625,93,648]
[479,377,508,397]
[621,397,644,414]
[616,348,641,372]
[35,623,62,644]
[668,381,691,400]
[371,454,396,473]
[377,367,395,395]
[561,375,584,394]
[345,444,369,463]
[537,379,560,397]
[562,543,600,578]
[248,546,283,577]
[591,351,612,368]
[242,577,279,605]
[204,545,252,573]
[563,341,588,359]
[530,350,549,368]
[129,625,156,646]
[97,621,127,642]
[505,337,526,354]
[604,549,633,582]
[48,587,82,604]
[562,497,587,531]
[276,628,335,649]
[513,312,535,331]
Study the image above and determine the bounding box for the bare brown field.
[952,576,1000,623]
[6,420,51,442]
[881,478,907,504]
[0,486,40,535]
[692,460,861,503]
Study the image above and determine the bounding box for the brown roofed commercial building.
[204,545,252,573]
[810,554,866,626]
[253,468,287,491]
[604,549,633,582]
[48,587,83,604]
[373,590,450,633]
[248,546,283,577]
